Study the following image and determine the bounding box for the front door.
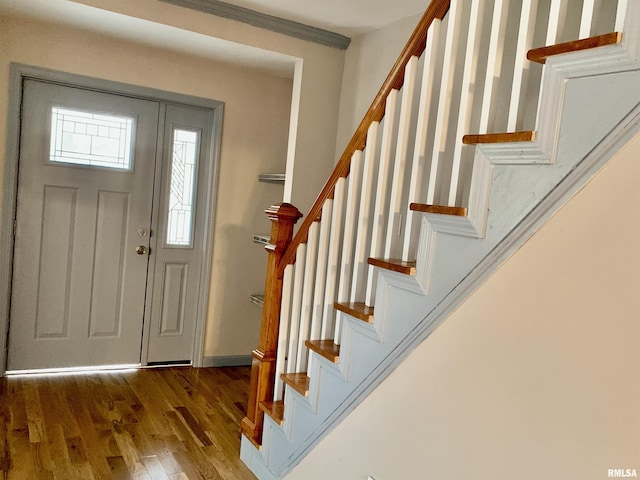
[7,80,160,371]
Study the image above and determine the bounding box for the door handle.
[135,245,148,255]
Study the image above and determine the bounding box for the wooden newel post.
[241,203,302,446]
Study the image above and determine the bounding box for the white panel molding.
[477,139,550,165]
[37,186,77,339]
[90,190,129,338]
[159,263,189,335]
[415,151,493,293]
[423,150,492,238]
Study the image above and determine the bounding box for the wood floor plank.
[22,380,46,444]
[29,441,53,478]
[64,437,87,465]
[125,373,175,437]
[157,452,183,476]
[106,456,129,480]
[164,410,222,479]
[174,406,213,447]
[171,450,207,480]
[169,473,190,480]
[141,455,171,480]
[1,367,257,480]
[64,380,118,480]
[8,427,33,480]
[0,378,10,475]
[70,462,96,480]
[47,423,70,475]
[46,377,81,438]
[74,377,112,433]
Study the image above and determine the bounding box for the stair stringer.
[241,69,640,480]
[243,266,436,479]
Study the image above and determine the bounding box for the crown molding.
[159,0,351,50]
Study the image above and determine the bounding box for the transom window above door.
[49,106,135,170]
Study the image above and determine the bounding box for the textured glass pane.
[167,129,199,246]
[49,107,134,170]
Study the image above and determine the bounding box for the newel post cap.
[265,203,303,223]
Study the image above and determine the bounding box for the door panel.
[8,80,160,371]
[89,190,131,337]
[159,262,188,335]
[35,185,77,339]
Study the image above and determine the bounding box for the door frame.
[0,64,224,374]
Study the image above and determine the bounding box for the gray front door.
[8,79,216,372]
[8,80,160,371]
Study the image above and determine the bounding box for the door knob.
[135,245,148,255]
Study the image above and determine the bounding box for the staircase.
[240,1,640,478]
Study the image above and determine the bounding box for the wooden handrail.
[279,0,450,270]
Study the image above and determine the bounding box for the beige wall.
[0,15,294,358]
[334,13,421,158]
[69,0,346,216]
[287,132,640,479]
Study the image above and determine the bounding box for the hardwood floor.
[0,366,257,480]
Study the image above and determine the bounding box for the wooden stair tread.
[463,131,536,145]
[409,204,467,216]
[334,302,374,323]
[305,340,340,363]
[527,32,622,64]
[280,372,310,397]
[259,401,285,426]
[368,258,416,275]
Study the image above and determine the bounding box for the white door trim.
[0,63,224,373]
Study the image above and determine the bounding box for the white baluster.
[448,0,481,206]
[546,0,562,46]
[580,0,596,39]
[365,89,400,307]
[274,264,293,401]
[507,0,537,132]
[426,0,459,205]
[296,222,319,372]
[321,178,346,340]
[477,0,507,135]
[336,151,364,301]
[402,21,442,262]
[286,245,305,373]
[615,0,628,32]
[309,200,333,342]
[384,56,420,258]
[352,123,380,297]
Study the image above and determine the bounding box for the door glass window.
[49,107,134,170]
[166,129,199,246]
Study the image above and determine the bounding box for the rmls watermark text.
[608,469,637,478]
